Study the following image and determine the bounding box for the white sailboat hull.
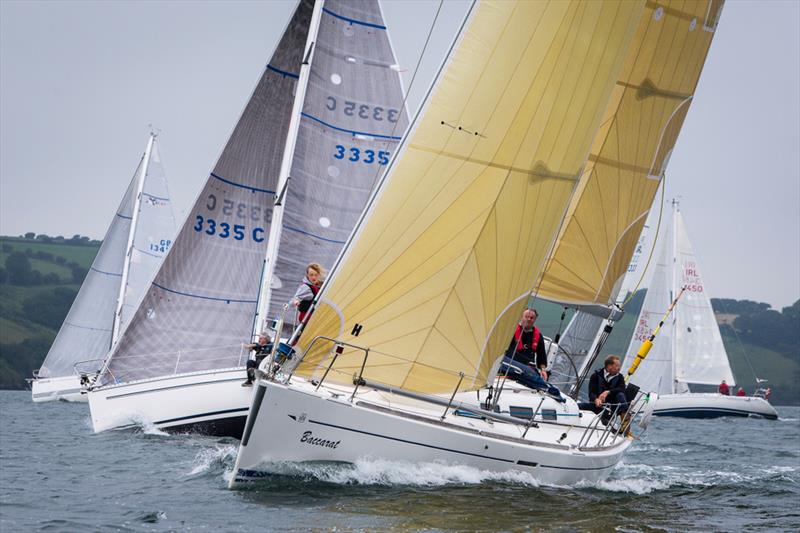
[654,393,778,420]
[31,375,87,403]
[87,368,254,436]
[231,378,631,488]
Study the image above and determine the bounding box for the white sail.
[623,221,674,396]
[673,210,734,386]
[118,141,176,335]
[37,138,175,379]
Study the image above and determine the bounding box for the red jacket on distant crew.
[718,381,730,395]
[736,387,746,397]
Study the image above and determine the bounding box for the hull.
[231,378,631,488]
[88,368,254,437]
[31,375,87,403]
[654,393,778,420]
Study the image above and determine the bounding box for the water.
[1,391,798,532]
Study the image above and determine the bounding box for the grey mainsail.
[262,0,410,328]
[100,0,408,385]
[38,136,175,378]
[99,2,313,385]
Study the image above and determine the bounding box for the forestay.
[672,210,734,386]
[264,0,409,326]
[39,138,175,378]
[295,0,645,394]
[537,0,725,307]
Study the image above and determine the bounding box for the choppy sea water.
[1,391,798,532]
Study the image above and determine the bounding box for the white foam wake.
[187,445,238,476]
[258,458,542,487]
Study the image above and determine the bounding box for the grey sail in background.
[100,1,314,385]
[548,311,604,393]
[38,137,176,378]
[265,0,410,325]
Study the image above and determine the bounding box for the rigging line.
[620,171,667,309]
[712,296,760,387]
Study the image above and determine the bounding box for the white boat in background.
[622,200,778,420]
[87,0,409,436]
[232,0,724,486]
[30,133,175,403]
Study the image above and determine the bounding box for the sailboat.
[31,133,176,402]
[231,0,725,486]
[622,200,778,419]
[86,0,408,436]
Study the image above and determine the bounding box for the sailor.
[718,380,730,395]
[241,333,274,387]
[736,387,746,397]
[579,355,628,415]
[291,262,324,324]
[498,308,563,400]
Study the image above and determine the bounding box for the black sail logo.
[300,430,340,449]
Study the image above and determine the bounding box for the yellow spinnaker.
[537,0,725,306]
[294,0,644,393]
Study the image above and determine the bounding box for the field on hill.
[0,236,99,388]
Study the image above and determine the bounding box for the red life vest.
[298,282,320,323]
[513,324,540,354]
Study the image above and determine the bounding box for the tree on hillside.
[71,266,88,284]
[0,267,7,284]
[24,232,35,239]
[35,234,52,243]
[21,287,77,329]
[711,298,771,315]
[5,252,33,285]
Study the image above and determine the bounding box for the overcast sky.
[1,0,798,309]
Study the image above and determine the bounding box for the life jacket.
[513,324,540,354]
[298,282,320,322]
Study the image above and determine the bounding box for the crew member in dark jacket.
[241,333,274,386]
[579,354,628,414]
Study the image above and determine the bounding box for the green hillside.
[1,233,798,406]
[0,235,99,388]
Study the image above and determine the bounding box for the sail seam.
[90,266,122,277]
[321,7,386,30]
[266,64,300,79]
[283,225,346,244]
[64,321,113,333]
[209,172,276,195]
[300,112,402,140]
[115,213,133,220]
[141,192,170,202]
[152,282,258,304]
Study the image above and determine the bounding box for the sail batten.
[295,0,646,394]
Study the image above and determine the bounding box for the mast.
[252,0,324,338]
[670,197,679,394]
[111,133,154,346]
